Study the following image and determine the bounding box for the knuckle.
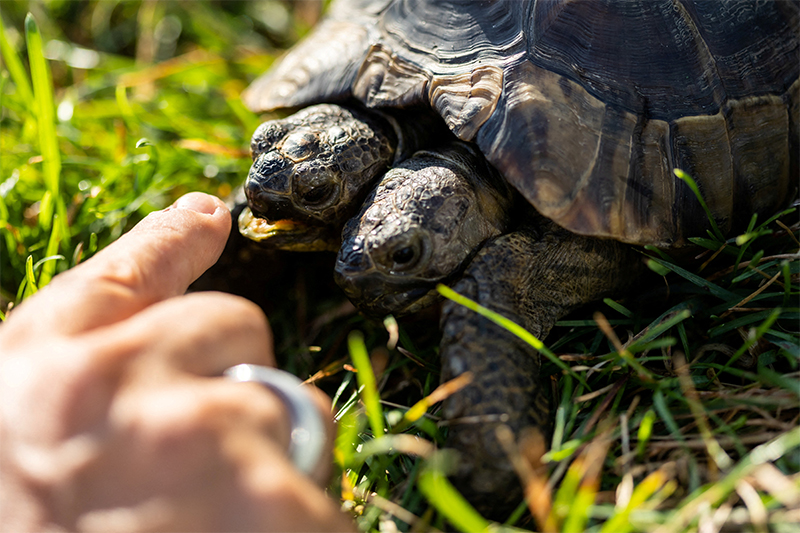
[139,388,216,444]
[82,255,150,300]
[195,293,272,343]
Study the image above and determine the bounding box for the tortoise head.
[244,104,397,229]
[334,142,513,316]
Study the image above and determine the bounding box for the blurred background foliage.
[0,0,325,305]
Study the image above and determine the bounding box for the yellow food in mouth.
[237,207,340,252]
[238,207,305,241]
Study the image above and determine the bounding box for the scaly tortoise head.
[244,104,397,228]
[334,141,513,315]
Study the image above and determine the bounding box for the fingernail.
[173,192,220,215]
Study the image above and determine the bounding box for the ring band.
[223,364,327,475]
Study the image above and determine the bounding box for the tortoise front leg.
[439,219,639,514]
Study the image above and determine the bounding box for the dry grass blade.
[176,139,249,157]
[750,463,800,508]
[546,418,617,531]
[117,49,220,87]
[655,427,800,533]
[775,220,800,247]
[392,373,472,432]
[594,312,654,381]
[673,351,733,472]
[735,480,768,533]
[352,486,442,533]
[356,433,436,460]
[707,253,800,281]
[495,425,553,531]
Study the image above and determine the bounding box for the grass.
[2,2,799,532]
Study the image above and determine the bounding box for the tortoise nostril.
[336,236,367,270]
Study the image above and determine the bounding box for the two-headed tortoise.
[238,0,799,511]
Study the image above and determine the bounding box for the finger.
[165,382,347,530]
[83,291,274,378]
[77,378,351,532]
[97,291,339,484]
[3,193,231,341]
[232,453,354,532]
[11,292,271,440]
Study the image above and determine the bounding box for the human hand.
[0,193,353,532]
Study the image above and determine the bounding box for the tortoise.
[238,0,799,512]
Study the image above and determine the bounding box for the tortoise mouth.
[237,207,340,252]
[333,266,440,317]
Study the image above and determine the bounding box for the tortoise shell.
[244,0,799,246]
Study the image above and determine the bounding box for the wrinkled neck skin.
[439,218,641,514]
[373,105,452,164]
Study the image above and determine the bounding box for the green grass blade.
[731,249,765,284]
[600,469,673,533]
[23,254,37,298]
[604,297,633,317]
[37,211,62,287]
[552,404,567,451]
[709,308,797,338]
[782,261,792,307]
[628,307,693,352]
[25,13,62,230]
[674,168,724,242]
[437,283,589,387]
[115,83,136,124]
[333,408,363,469]
[331,370,354,411]
[689,236,730,252]
[757,367,800,397]
[38,189,53,230]
[32,254,65,272]
[646,258,671,276]
[563,483,596,533]
[721,307,782,372]
[645,256,740,301]
[418,463,490,532]
[0,10,34,106]
[653,389,685,445]
[348,331,385,438]
[637,409,656,457]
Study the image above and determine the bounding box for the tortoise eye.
[300,182,334,206]
[389,238,425,272]
[392,246,416,265]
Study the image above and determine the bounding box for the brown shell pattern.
[243,0,799,246]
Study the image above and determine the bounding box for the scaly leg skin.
[439,218,640,516]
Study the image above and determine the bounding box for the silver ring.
[223,364,327,476]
